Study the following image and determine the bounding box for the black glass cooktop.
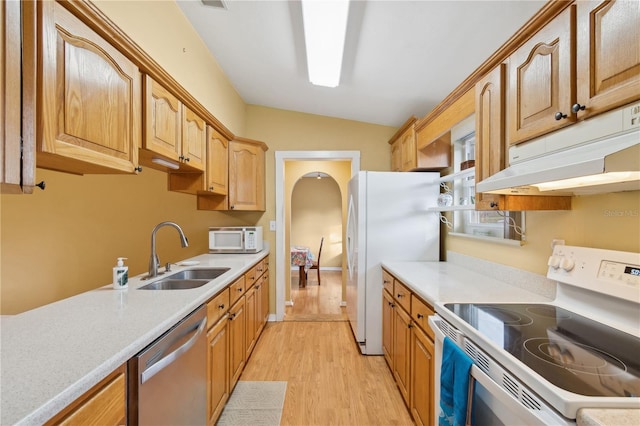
[444,303,640,397]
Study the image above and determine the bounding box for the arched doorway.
[274,151,360,321]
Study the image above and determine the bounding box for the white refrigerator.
[346,171,440,355]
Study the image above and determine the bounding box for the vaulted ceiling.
[177,0,544,127]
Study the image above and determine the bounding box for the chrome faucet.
[148,221,189,278]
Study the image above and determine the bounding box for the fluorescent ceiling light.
[301,0,350,88]
[152,157,180,170]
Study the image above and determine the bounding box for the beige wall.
[93,0,246,135]
[291,177,343,268]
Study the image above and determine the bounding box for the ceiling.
[177,0,545,128]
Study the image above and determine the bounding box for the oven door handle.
[469,365,550,426]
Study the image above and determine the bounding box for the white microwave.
[208,226,263,253]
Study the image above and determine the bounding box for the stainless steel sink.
[169,268,230,281]
[138,268,230,290]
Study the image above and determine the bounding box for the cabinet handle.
[396,293,404,298]
[230,205,235,210]
[218,304,225,309]
[185,157,190,162]
[417,313,424,319]
[229,313,236,320]
[383,279,390,284]
[571,103,586,113]
[134,166,142,173]
[490,202,499,208]
[237,287,243,292]
[255,285,260,290]
[408,323,413,329]
[35,181,46,190]
[554,112,568,121]
[179,155,185,161]
[209,186,214,191]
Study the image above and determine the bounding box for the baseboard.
[340,301,347,307]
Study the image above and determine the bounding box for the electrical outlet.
[270,221,276,231]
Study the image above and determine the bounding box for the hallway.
[285,270,347,322]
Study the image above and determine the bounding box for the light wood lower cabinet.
[207,312,229,426]
[244,283,257,359]
[382,267,435,426]
[228,288,246,392]
[393,299,412,407]
[45,365,126,426]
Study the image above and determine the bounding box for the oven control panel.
[547,245,640,303]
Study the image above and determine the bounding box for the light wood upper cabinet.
[205,126,229,195]
[388,117,417,171]
[507,6,576,145]
[2,0,36,194]
[142,76,205,172]
[228,138,267,211]
[182,106,206,171]
[507,1,639,145]
[476,64,571,211]
[476,64,507,210]
[143,77,181,161]
[575,0,640,119]
[38,1,141,175]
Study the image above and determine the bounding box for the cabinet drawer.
[382,269,394,295]
[245,265,259,287]
[207,288,230,330]
[393,281,411,313]
[255,259,266,278]
[411,295,435,340]
[230,275,246,306]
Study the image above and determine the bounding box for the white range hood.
[477,103,640,196]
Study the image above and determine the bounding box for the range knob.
[560,257,575,272]
[547,255,561,269]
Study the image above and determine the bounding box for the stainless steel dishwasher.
[128,305,207,425]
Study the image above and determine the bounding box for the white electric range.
[430,245,640,425]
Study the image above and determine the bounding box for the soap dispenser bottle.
[113,257,129,290]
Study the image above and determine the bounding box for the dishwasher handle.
[141,317,207,384]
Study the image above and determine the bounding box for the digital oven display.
[624,266,640,276]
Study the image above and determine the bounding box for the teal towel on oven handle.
[439,336,474,426]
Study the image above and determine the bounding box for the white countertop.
[381,260,553,307]
[0,250,269,426]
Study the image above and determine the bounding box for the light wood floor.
[285,269,348,322]
[240,321,414,425]
[238,268,414,425]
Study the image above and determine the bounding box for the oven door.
[429,315,573,426]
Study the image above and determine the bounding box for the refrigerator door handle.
[346,195,355,279]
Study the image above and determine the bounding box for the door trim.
[274,151,360,321]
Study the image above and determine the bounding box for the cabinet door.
[245,285,257,359]
[507,6,575,145]
[475,64,506,211]
[382,289,395,369]
[228,297,246,391]
[390,141,402,171]
[228,140,265,211]
[400,127,417,171]
[576,0,640,119]
[2,0,35,194]
[39,1,140,174]
[411,325,434,426]
[393,305,412,407]
[181,106,206,171]
[205,126,228,195]
[259,270,269,333]
[207,314,229,426]
[144,77,181,161]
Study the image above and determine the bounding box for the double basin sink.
[139,268,230,290]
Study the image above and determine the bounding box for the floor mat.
[217,381,287,426]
